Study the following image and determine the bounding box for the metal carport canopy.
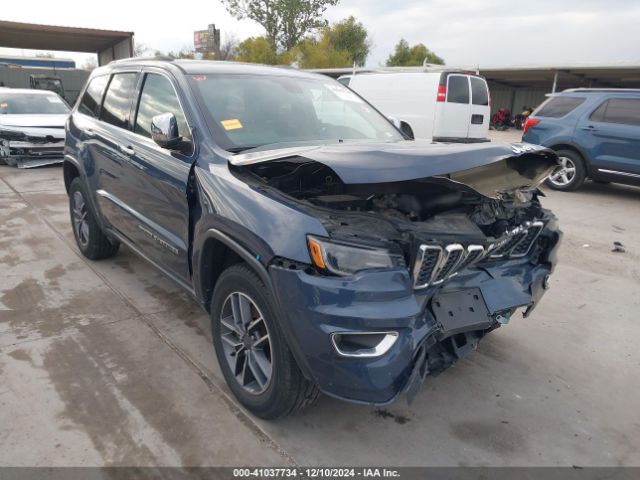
[0,20,134,65]
[310,63,640,90]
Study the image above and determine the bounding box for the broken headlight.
[307,236,405,276]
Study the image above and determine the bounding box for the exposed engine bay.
[232,144,559,288]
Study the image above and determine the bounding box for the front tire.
[545,149,586,191]
[211,264,318,418]
[69,177,120,259]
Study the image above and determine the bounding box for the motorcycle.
[491,108,512,131]
[513,106,534,130]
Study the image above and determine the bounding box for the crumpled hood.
[0,114,67,129]
[231,140,558,195]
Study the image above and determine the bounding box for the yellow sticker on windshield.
[221,119,243,131]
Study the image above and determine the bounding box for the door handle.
[84,128,96,138]
[580,125,598,132]
[119,145,135,156]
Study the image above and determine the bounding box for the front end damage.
[232,141,562,405]
[0,127,65,168]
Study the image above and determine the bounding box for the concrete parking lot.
[1,135,639,466]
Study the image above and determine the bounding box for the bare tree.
[218,34,239,60]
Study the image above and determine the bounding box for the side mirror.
[388,116,402,130]
[151,113,181,149]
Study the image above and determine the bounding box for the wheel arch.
[63,158,81,194]
[547,143,593,177]
[197,228,316,382]
[198,232,245,312]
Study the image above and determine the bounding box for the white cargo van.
[343,71,490,142]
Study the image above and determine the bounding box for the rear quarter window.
[78,75,109,117]
[535,96,585,118]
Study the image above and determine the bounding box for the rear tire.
[545,149,586,191]
[69,177,120,259]
[211,264,319,418]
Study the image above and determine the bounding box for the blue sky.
[1,0,639,68]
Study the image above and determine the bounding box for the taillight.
[523,118,540,134]
[436,85,446,102]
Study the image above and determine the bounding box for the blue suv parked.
[523,89,640,191]
[64,58,561,418]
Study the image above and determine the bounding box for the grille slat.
[413,245,442,289]
[490,230,527,257]
[510,222,544,257]
[433,244,464,283]
[457,245,485,271]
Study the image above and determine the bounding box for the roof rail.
[109,56,175,64]
[562,87,640,93]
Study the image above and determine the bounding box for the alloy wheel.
[548,156,577,187]
[72,191,90,248]
[219,292,273,395]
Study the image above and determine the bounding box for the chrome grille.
[412,220,545,290]
[413,244,485,289]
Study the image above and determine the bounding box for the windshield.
[0,92,70,115]
[189,74,403,152]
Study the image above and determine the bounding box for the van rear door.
[469,76,490,139]
[433,74,470,140]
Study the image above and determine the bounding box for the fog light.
[331,331,398,358]
[543,274,551,290]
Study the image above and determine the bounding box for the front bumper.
[0,129,64,168]
[269,218,561,405]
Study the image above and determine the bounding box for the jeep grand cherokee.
[63,59,561,418]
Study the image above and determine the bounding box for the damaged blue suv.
[63,59,561,418]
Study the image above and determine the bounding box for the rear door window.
[535,96,585,118]
[100,73,138,129]
[447,75,470,104]
[78,75,109,118]
[470,77,489,106]
[597,98,640,126]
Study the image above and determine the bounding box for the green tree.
[386,39,444,67]
[235,36,282,64]
[324,16,371,66]
[291,35,351,68]
[220,0,340,51]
